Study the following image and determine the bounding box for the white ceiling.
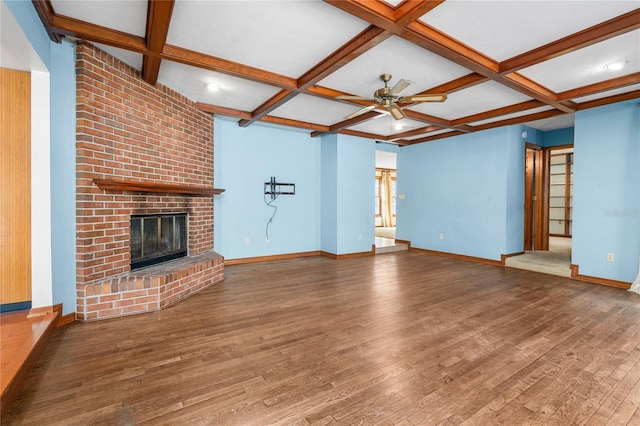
[15,1,640,144]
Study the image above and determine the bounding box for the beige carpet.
[505,237,572,278]
[374,227,395,239]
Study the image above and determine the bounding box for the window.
[374,178,380,216]
[375,169,397,226]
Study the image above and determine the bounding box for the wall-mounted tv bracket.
[264,176,295,200]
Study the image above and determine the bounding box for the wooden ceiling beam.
[162,44,297,89]
[558,72,640,101]
[310,110,381,137]
[400,130,466,144]
[324,1,500,75]
[142,0,175,85]
[500,73,574,113]
[419,72,488,95]
[500,9,640,74]
[388,125,442,140]
[394,0,444,26]
[450,100,546,126]
[238,90,298,127]
[239,26,391,127]
[31,0,62,42]
[323,0,575,114]
[196,103,252,119]
[297,26,391,90]
[474,109,568,132]
[259,116,330,132]
[49,14,147,53]
[575,89,640,110]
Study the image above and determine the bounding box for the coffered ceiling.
[33,0,640,145]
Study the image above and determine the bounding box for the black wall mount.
[264,176,295,200]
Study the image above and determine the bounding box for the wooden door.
[524,144,549,251]
[0,68,32,309]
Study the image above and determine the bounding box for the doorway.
[506,143,573,278]
[374,150,406,254]
[548,146,574,256]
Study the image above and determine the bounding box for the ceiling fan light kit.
[337,74,448,121]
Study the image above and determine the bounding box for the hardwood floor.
[4,252,640,425]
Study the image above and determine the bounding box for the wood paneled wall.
[1,68,32,306]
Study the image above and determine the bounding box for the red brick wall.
[76,43,217,319]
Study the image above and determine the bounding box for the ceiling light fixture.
[603,60,627,71]
[394,122,403,130]
[205,82,220,92]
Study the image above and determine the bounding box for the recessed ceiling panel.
[51,0,147,37]
[519,31,640,93]
[347,115,428,138]
[421,1,639,61]
[158,60,281,111]
[166,1,368,77]
[94,43,143,71]
[318,36,471,97]
[270,94,368,126]
[410,81,532,120]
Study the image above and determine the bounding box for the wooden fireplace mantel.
[93,178,225,196]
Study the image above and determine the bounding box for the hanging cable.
[264,192,279,241]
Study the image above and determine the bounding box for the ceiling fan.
[336,74,447,120]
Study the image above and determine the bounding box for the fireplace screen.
[130,214,187,269]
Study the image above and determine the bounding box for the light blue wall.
[543,127,574,148]
[375,141,401,154]
[506,126,526,254]
[572,98,640,282]
[397,126,525,260]
[7,0,77,315]
[214,117,322,259]
[335,135,376,254]
[214,121,376,259]
[49,39,76,315]
[521,125,544,147]
[320,134,338,254]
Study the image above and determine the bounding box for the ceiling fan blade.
[390,79,412,95]
[336,95,373,100]
[400,93,448,103]
[387,103,406,120]
[344,104,378,119]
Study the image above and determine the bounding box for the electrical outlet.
[243,237,250,245]
[439,233,444,240]
[358,233,363,240]
[607,253,615,262]
[398,194,405,200]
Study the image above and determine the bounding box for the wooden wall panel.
[0,68,32,306]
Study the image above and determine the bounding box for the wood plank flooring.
[3,251,640,425]
[0,309,58,417]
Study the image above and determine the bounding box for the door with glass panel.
[549,149,573,237]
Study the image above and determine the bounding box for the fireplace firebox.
[130,214,187,269]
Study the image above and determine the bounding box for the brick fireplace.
[75,43,223,321]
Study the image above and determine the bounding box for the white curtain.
[380,170,394,228]
[630,254,640,294]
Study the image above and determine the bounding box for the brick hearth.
[75,43,223,321]
[77,252,223,321]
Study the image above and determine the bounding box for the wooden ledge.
[93,178,224,196]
